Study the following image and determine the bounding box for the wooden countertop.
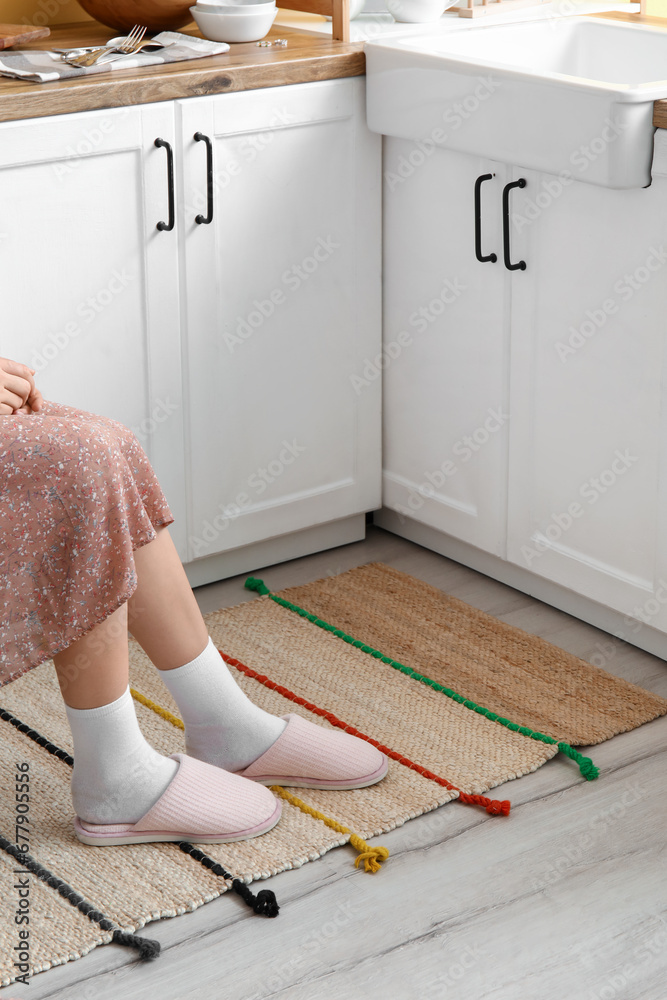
[0,20,365,122]
[6,13,667,131]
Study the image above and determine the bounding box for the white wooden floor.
[4,525,667,1000]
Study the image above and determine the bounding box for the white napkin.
[0,31,229,83]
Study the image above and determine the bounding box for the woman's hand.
[0,357,43,415]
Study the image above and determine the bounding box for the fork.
[64,25,147,68]
[65,25,146,67]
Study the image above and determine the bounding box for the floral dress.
[0,400,174,686]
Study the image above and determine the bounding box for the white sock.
[158,637,287,772]
[65,687,178,824]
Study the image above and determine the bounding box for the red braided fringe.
[458,793,511,816]
[220,651,511,818]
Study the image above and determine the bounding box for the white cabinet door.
[508,166,667,628]
[0,103,188,558]
[177,79,381,562]
[382,142,510,557]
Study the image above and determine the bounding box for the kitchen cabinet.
[178,81,381,563]
[382,140,510,557]
[1,78,381,579]
[0,101,189,556]
[507,165,667,630]
[382,139,667,632]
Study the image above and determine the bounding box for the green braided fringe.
[244,576,599,781]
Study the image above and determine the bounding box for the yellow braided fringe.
[131,688,185,730]
[130,689,389,872]
[271,786,389,873]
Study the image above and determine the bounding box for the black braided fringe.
[0,704,280,921]
[0,836,160,960]
[0,706,73,766]
[177,843,280,917]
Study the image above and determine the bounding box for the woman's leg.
[53,604,178,824]
[127,526,387,791]
[52,587,280,838]
[19,405,283,838]
[54,519,385,825]
[126,524,208,670]
[53,604,130,709]
[128,526,286,772]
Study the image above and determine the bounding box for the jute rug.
[1,562,665,985]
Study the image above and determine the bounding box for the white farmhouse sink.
[365,16,667,188]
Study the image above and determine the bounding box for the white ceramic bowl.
[385,0,450,22]
[191,4,277,39]
[196,0,274,4]
[195,0,275,10]
[191,3,274,16]
[193,3,274,14]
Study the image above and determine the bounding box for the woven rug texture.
[1,562,664,985]
[280,563,667,746]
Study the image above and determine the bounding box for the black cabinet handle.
[154,137,175,232]
[194,132,214,225]
[474,173,497,263]
[502,178,526,271]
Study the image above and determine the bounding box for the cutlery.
[54,46,99,56]
[61,36,133,67]
[64,24,146,66]
[57,39,164,63]
[63,25,147,68]
[115,38,165,55]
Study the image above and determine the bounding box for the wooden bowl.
[75,0,195,31]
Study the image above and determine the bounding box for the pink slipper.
[73,753,282,846]
[233,713,389,790]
